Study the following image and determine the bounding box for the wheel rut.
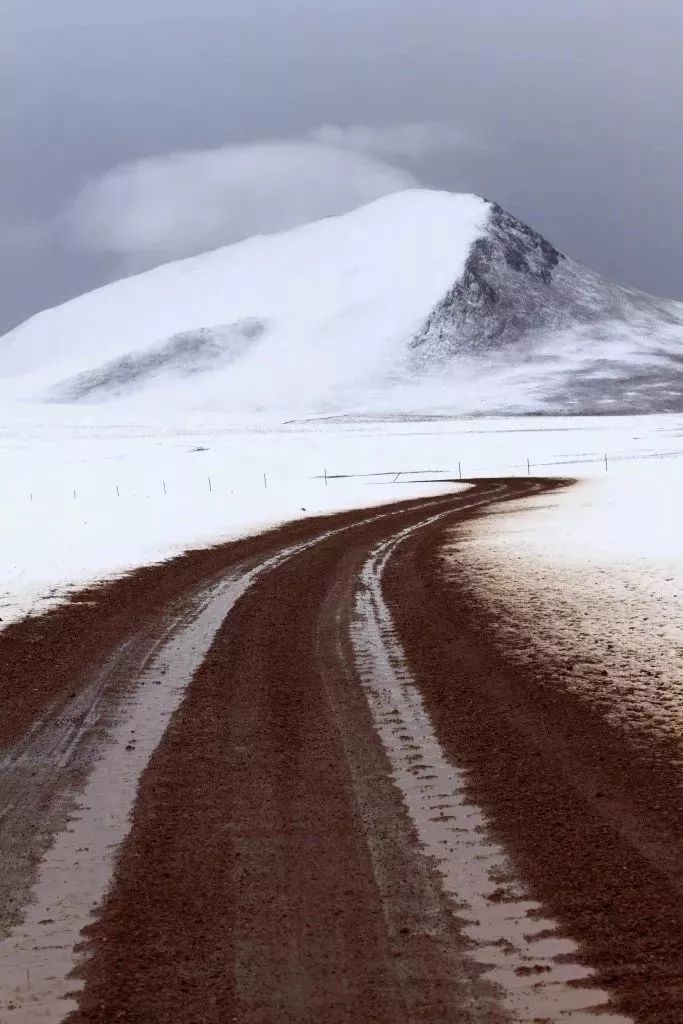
[0,478,677,1023]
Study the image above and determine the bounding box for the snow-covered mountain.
[1,189,681,416]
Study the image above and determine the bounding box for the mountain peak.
[1,189,681,416]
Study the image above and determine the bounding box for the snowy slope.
[410,202,683,414]
[0,191,488,414]
[1,189,681,416]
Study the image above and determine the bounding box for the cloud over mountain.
[59,126,468,274]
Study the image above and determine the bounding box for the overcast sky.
[2,0,682,333]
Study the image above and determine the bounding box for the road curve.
[0,479,680,1024]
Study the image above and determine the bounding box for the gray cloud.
[309,123,474,161]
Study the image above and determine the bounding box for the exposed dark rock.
[409,201,683,413]
[50,319,267,402]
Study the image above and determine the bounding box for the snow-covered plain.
[1,407,681,630]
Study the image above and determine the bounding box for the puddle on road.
[0,573,252,1024]
[352,528,633,1024]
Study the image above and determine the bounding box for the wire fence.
[12,444,683,507]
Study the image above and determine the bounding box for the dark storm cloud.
[2,0,682,333]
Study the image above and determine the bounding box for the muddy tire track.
[382,502,683,1024]
[0,478,680,1023]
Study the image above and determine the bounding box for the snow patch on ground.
[441,456,683,758]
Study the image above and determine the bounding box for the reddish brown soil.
[63,484,522,1024]
[382,503,683,1024]
[0,498,449,751]
[2,479,680,1023]
[0,497,465,940]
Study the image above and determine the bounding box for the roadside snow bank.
[442,457,683,756]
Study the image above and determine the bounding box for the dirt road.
[0,480,680,1023]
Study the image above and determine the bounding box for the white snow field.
[1,407,681,630]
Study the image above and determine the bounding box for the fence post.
[324,467,328,486]
[116,484,120,497]
[163,480,167,495]
[527,458,530,476]
[458,461,462,480]
[208,475,212,493]
[263,473,268,489]
[605,453,608,472]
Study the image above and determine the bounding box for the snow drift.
[1,189,681,416]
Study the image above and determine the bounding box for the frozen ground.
[1,408,681,631]
[441,443,683,761]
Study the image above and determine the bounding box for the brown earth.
[383,502,683,1024]
[0,479,680,1023]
